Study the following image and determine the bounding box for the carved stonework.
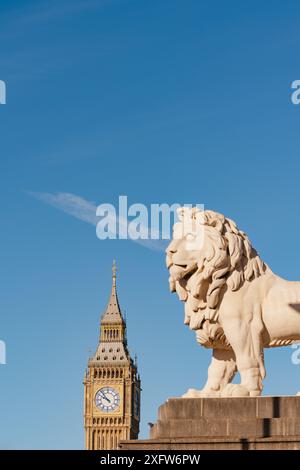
[166,208,300,397]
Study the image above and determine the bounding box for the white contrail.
[28,191,167,252]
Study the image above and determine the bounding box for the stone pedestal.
[119,396,300,450]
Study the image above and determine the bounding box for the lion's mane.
[168,209,266,331]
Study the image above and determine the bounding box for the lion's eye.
[186,233,195,241]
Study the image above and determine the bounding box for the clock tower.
[84,262,141,450]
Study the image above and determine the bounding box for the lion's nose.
[166,239,179,254]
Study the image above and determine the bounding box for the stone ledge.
[158,396,300,420]
[119,436,300,450]
[120,397,300,450]
[151,417,300,439]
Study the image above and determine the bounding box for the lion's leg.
[221,319,264,397]
[183,348,237,398]
[204,348,237,392]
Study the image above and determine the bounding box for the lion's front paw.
[182,388,201,398]
[221,384,250,397]
[182,388,221,398]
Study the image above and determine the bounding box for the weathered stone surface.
[120,436,300,450]
[119,397,300,450]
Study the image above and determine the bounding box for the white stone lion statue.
[166,208,300,397]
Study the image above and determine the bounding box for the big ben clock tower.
[84,262,141,450]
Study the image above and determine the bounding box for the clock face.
[95,387,120,413]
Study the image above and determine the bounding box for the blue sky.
[1,0,300,449]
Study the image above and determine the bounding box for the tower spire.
[99,260,124,324]
[112,259,117,288]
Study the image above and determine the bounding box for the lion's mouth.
[170,262,197,280]
[175,263,188,269]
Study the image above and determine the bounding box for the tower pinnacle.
[112,259,117,287]
[100,260,124,325]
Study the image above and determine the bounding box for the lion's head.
[166,208,266,338]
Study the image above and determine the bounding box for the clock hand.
[100,392,111,403]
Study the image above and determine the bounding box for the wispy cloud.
[28,191,167,252]
[28,191,99,224]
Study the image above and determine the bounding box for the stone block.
[120,396,300,450]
